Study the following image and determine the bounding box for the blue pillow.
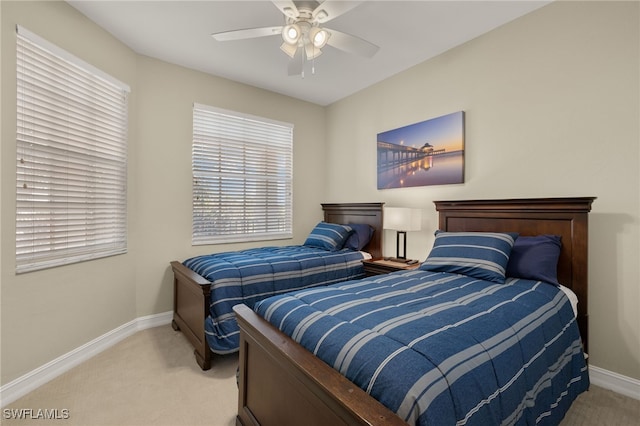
[420,231,518,283]
[304,222,353,251]
[343,223,374,251]
[506,235,562,285]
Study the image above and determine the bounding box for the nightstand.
[362,258,421,276]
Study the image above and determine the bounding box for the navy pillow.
[506,235,562,285]
[304,222,353,251]
[343,223,374,251]
[420,231,518,283]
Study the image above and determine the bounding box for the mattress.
[184,245,367,353]
[255,269,590,425]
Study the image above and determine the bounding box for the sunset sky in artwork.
[377,111,464,153]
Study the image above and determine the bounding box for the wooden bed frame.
[234,197,595,426]
[170,202,384,370]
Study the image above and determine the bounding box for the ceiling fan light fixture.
[310,27,330,49]
[211,1,376,77]
[280,42,298,58]
[282,24,301,45]
[304,42,323,60]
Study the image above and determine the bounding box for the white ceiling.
[67,1,550,106]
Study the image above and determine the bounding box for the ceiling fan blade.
[211,26,283,42]
[312,1,364,24]
[326,29,379,58]
[271,0,299,19]
[288,49,304,76]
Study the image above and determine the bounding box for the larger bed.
[234,197,595,426]
[170,202,384,370]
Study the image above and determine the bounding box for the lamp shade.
[309,27,330,49]
[304,42,323,60]
[282,24,301,45]
[280,42,298,58]
[383,207,422,231]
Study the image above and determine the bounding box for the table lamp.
[383,207,422,262]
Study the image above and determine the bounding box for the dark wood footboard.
[234,304,408,426]
[170,260,213,370]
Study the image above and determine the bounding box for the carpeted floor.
[3,325,639,425]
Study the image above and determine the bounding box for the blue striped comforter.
[255,269,589,425]
[183,246,366,353]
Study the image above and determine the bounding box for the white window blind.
[16,25,130,273]
[192,104,293,245]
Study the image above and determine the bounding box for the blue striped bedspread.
[254,269,589,425]
[183,246,366,353]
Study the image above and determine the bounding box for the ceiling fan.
[211,0,379,76]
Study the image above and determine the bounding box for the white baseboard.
[2,314,639,408]
[589,364,640,400]
[0,311,172,408]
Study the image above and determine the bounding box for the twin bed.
[233,197,595,426]
[170,202,384,370]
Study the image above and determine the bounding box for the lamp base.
[383,257,416,264]
[396,230,407,260]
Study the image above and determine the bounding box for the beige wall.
[1,1,325,385]
[1,0,139,385]
[1,0,638,388]
[132,56,325,316]
[325,1,639,381]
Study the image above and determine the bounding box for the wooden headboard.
[434,197,596,353]
[322,202,384,259]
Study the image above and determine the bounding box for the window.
[192,104,293,245]
[16,26,130,273]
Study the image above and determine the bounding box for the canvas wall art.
[377,111,465,189]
